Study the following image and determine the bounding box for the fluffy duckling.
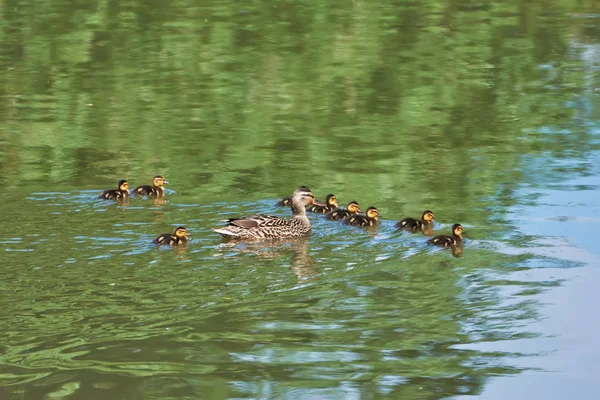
[134,176,168,197]
[307,194,338,214]
[343,206,381,227]
[214,186,315,239]
[99,180,129,200]
[427,224,464,248]
[325,201,361,220]
[396,210,435,233]
[152,226,189,245]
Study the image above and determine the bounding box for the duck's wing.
[227,214,285,229]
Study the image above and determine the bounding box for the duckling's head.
[325,194,338,208]
[452,223,463,238]
[153,176,168,187]
[293,186,315,206]
[422,210,434,222]
[347,201,361,214]
[174,226,188,239]
[118,180,129,191]
[366,207,380,219]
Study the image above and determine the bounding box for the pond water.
[1,1,599,399]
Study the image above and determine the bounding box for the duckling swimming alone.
[307,194,338,214]
[427,223,464,248]
[343,206,381,227]
[99,180,129,200]
[213,186,315,239]
[134,176,168,197]
[325,201,361,220]
[396,210,435,233]
[152,226,189,245]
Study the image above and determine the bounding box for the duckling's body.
[325,201,361,220]
[99,180,129,200]
[134,176,168,197]
[214,186,315,240]
[396,210,434,233]
[427,224,464,248]
[307,194,338,214]
[343,206,380,227]
[152,226,189,246]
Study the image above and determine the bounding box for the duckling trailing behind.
[396,210,435,234]
[325,201,361,220]
[307,194,338,214]
[134,176,168,197]
[152,226,189,245]
[99,180,129,200]
[427,223,464,248]
[343,206,381,227]
[213,186,315,239]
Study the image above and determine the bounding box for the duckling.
[396,210,435,233]
[152,226,189,245]
[325,201,361,220]
[427,223,464,248]
[307,194,338,214]
[343,206,381,227]
[134,176,168,197]
[99,180,129,200]
[214,186,315,239]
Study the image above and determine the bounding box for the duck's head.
[366,206,380,219]
[347,201,361,214]
[421,210,434,222]
[325,194,338,208]
[174,226,188,239]
[153,176,168,187]
[118,180,129,192]
[452,223,464,238]
[293,186,315,206]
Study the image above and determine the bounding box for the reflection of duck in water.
[343,206,381,227]
[427,223,464,251]
[152,226,189,245]
[307,194,338,214]
[213,186,315,239]
[325,201,361,221]
[134,176,168,197]
[396,210,435,235]
[99,180,129,201]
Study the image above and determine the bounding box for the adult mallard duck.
[276,193,326,208]
[325,201,361,220]
[134,176,168,197]
[343,206,381,227]
[152,226,189,245]
[307,194,338,214]
[213,186,315,239]
[427,223,464,248]
[99,180,129,200]
[396,210,435,234]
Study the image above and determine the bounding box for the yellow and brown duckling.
[396,210,435,234]
[307,194,338,214]
[325,201,361,220]
[214,186,315,239]
[134,176,168,197]
[427,224,464,248]
[343,206,381,227]
[99,180,130,200]
[152,226,189,245]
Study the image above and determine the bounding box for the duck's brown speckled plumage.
[307,194,338,214]
[152,226,189,246]
[135,176,168,197]
[214,186,315,239]
[325,201,361,220]
[427,224,464,248]
[396,210,434,233]
[343,206,381,227]
[99,180,129,200]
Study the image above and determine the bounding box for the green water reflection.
[1,0,599,399]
